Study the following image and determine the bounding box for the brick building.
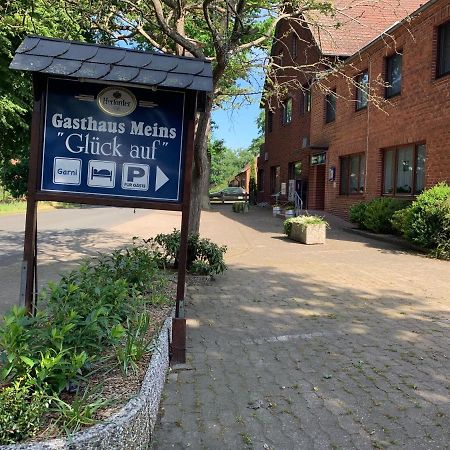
[259,0,450,218]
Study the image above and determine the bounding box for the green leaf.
[19,355,35,367]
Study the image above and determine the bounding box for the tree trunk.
[188,97,212,234]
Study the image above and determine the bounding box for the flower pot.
[272,206,281,217]
[290,222,326,244]
[284,209,295,218]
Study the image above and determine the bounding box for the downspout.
[365,57,372,196]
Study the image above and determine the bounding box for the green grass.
[0,201,80,216]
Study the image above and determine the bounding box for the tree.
[59,0,345,233]
[0,0,88,196]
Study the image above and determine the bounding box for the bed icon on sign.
[87,160,116,188]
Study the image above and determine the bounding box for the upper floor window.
[267,111,273,133]
[282,98,292,124]
[325,90,336,123]
[278,51,284,67]
[383,144,426,196]
[386,53,402,98]
[437,21,450,77]
[355,71,369,110]
[292,35,298,59]
[302,87,311,113]
[340,154,365,195]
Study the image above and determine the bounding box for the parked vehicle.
[210,186,247,201]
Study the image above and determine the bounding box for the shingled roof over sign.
[10,36,213,92]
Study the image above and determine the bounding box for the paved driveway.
[153,206,450,450]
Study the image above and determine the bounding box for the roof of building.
[306,0,426,56]
[9,36,213,92]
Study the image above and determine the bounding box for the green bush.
[232,201,248,213]
[349,202,368,228]
[284,215,329,236]
[0,240,172,442]
[362,198,410,233]
[151,229,227,276]
[0,379,49,445]
[348,197,409,233]
[398,183,450,258]
[391,207,413,236]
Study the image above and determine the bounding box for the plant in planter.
[284,215,329,244]
[272,203,282,217]
[284,202,296,218]
[232,201,249,213]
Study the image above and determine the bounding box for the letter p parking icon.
[127,166,145,182]
[122,163,149,191]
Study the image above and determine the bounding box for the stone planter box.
[290,223,326,244]
[1,316,173,450]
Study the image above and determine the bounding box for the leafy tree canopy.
[0,0,88,196]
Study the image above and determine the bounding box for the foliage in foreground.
[150,229,227,276]
[0,240,170,444]
[0,378,50,444]
[391,183,450,259]
[349,197,409,233]
[283,215,329,236]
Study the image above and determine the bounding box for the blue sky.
[211,101,261,150]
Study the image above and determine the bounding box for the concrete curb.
[343,227,427,253]
[2,316,172,450]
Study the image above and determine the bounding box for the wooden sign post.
[11,36,213,364]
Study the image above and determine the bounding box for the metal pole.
[20,75,44,314]
[172,92,196,364]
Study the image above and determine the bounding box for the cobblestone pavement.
[152,207,450,450]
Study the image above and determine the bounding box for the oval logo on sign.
[97,87,137,117]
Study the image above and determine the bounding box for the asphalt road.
[0,206,181,316]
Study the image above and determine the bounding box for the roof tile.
[306,0,426,56]
[10,36,213,92]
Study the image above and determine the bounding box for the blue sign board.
[41,78,185,202]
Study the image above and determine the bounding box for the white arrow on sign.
[155,166,169,191]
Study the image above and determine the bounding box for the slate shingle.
[10,36,213,93]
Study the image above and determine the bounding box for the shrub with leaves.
[0,379,49,445]
[362,198,410,233]
[150,229,227,276]
[0,240,172,442]
[232,201,248,213]
[348,197,409,233]
[349,202,368,228]
[394,183,450,259]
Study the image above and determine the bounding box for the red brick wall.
[260,19,321,205]
[309,0,450,218]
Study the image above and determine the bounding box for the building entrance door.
[295,179,308,209]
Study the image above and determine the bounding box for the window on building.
[437,21,450,77]
[340,154,365,195]
[385,53,402,98]
[282,98,292,124]
[258,169,264,191]
[325,90,336,123]
[383,144,426,196]
[355,71,369,110]
[267,110,273,133]
[270,166,281,194]
[278,51,284,67]
[302,87,311,113]
[292,35,298,59]
[288,161,302,179]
